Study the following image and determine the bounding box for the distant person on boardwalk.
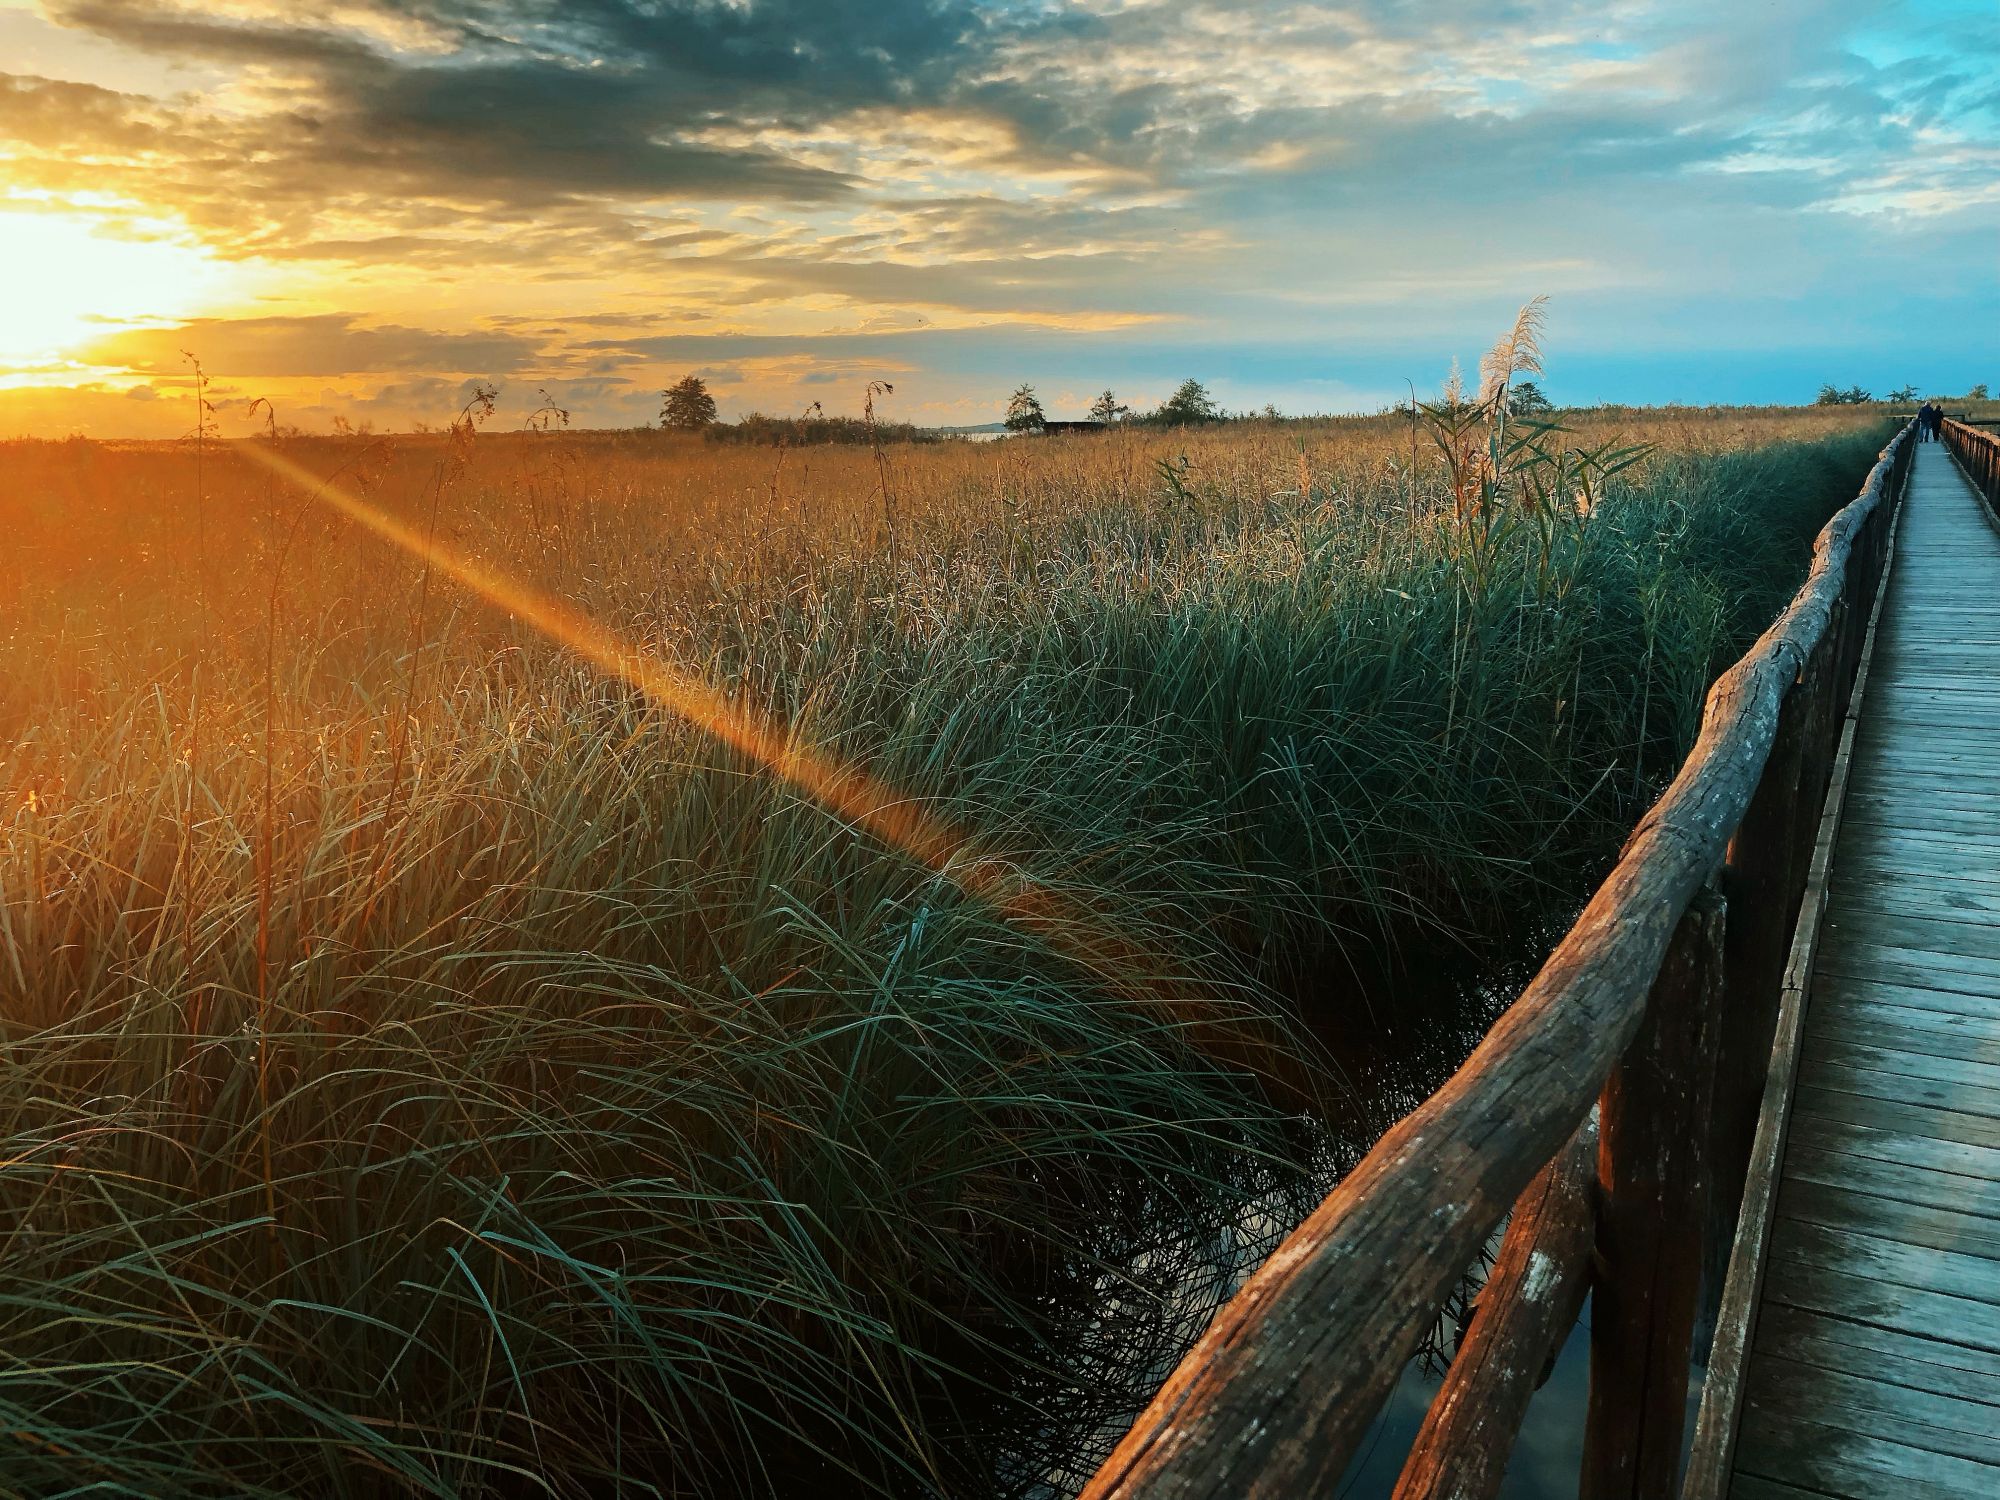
[1925,401,1946,442]
[1917,400,1938,441]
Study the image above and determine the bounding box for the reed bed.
[0,405,1888,1496]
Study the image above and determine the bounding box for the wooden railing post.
[1581,887,1726,1500]
[1783,630,1840,920]
[1705,667,1809,1270]
[1947,420,2000,516]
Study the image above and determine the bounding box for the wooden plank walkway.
[1733,439,2000,1498]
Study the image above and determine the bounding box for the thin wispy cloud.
[0,0,1992,433]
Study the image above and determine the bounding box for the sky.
[0,0,1995,436]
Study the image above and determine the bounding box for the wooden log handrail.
[1084,420,1916,1500]
[1944,417,2000,512]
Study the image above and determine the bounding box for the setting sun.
[0,209,230,370]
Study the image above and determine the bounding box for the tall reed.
[0,405,1889,1496]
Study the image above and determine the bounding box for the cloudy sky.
[1,0,1995,436]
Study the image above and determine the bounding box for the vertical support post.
[1582,888,1726,1500]
[1705,665,1809,1270]
[1783,633,1839,919]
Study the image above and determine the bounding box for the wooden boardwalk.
[1733,439,2000,1498]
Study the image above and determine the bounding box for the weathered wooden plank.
[1777,1176,2000,1264]
[1854,751,2000,775]
[1868,667,2000,687]
[1842,804,2000,840]
[1811,971,2000,1020]
[1392,1119,1597,1500]
[1857,668,2000,688]
[1835,855,2000,895]
[1847,747,2000,775]
[1868,670,2000,690]
[1768,1217,2000,1309]
[1831,834,2000,873]
[1743,1356,2000,1467]
[1874,645,2000,660]
[1855,708,2000,734]
[1792,1085,2000,1153]
[1762,1255,2000,1355]
[1811,994,2000,1039]
[1812,943,2000,998]
[1800,1054,2000,1122]
[1754,1301,2000,1403]
[1835,824,2000,857]
[1846,782,2000,814]
[1748,1353,2000,1454]
[1784,1141,2000,1224]
[1824,877,2000,925]
[1822,909,2000,962]
[1809,1008,2000,1069]
[1789,1109,2000,1182]
[1802,1034,2000,1095]
[1845,778,2000,809]
[1874,634,2000,649]
[1832,829,2000,866]
[1848,729,2000,756]
[1845,796,2000,827]
[1735,1405,2000,1500]
[1869,678,2000,699]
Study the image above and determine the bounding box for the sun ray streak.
[238,440,968,862]
[231,438,1308,1095]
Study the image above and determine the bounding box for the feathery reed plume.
[864,381,900,580]
[1479,295,1549,407]
[177,351,218,1032]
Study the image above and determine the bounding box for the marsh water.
[1029,906,1723,1500]
[1001,921,1624,1499]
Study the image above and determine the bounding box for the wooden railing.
[1084,421,1917,1500]
[1946,417,2000,511]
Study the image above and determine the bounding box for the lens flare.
[229,439,1313,1099]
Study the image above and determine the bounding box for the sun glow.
[0,209,233,369]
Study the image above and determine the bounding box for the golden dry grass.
[0,402,1892,1497]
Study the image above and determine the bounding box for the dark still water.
[1010,923,1629,1499]
[1338,1299,1595,1498]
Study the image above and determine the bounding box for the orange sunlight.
[0,209,232,371]
[230,437,1293,1088]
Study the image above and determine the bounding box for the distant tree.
[1155,378,1222,426]
[1507,381,1554,417]
[1088,389,1131,424]
[1258,402,1282,420]
[1814,383,1873,407]
[1887,384,1918,404]
[1969,382,1990,401]
[1005,384,1048,432]
[661,374,718,429]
